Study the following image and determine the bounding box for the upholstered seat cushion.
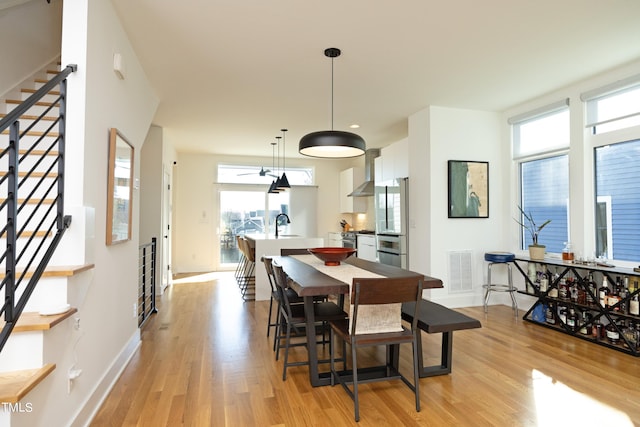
[484,252,515,263]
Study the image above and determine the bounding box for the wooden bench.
[401,299,481,377]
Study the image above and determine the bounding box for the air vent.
[447,250,473,293]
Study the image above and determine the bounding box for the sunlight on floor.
[532,369,633,426]
[172,271,230,284]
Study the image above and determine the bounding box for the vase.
[529,245,546,260]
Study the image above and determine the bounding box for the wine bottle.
[545,303,556,325]
[630,289,640,316]
[586,273,596,306]
[606,320,620,345]
[567,308,578,332]
[579,310,592,335]
[609,277,621,311]
[599,276,610,308]
[548,273,559,298]
[619,277,629,314]
[558,277,569,300]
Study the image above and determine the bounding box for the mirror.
[106,128,134,245]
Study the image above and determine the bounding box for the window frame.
[582,74,640,134]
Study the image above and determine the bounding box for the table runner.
[291,255,403,334]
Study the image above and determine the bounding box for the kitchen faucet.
[274,213,290,238]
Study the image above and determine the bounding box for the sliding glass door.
[217,188,290,270]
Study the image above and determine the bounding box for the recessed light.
[349,124,360,129]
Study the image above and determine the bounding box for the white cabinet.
[340,167,366,213]
[356,234,377,261]
[379,139,409,183]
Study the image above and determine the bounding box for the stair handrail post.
[4,121,20,323]
[56,72,68,230]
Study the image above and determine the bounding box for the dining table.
[273,254,444,387]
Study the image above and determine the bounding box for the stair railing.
[0,64,77,352]
[138,237,158,327]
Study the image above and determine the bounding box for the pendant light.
[276,128,291,189]
[268,139,281,194]
[299,47,366,158]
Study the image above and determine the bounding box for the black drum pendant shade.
[299,130,365,158]
[299,48,366,158]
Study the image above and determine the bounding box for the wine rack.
[513,256,640,357]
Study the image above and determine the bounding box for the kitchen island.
[244,234,324,300]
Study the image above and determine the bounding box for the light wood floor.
[90,272,640,426]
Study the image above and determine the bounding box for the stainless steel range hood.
[348,148,380,197]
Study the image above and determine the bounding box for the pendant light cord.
[276,136,281,175]
[271,141,277,171]
[331,56,334,130]
[281,129,287,172]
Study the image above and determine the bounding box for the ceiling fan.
[237,166,278,178]
[238,140,281,178]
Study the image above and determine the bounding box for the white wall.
[9,1,160,426]
[173,152,354,273]
[140,126,163,246]
[409,106,504,307]
[0,0,61,99]
[140,125,177,293]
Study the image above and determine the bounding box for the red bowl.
[308,247,357,266]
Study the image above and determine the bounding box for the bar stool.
[483,252,517,316]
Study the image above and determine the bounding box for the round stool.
[483,252,518,316]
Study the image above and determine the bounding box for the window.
[217,164,313,185]
[520,156,569,253]
[583,77,640,134]
[510,99,569,159]
[511,101,571,253]
[594,139,640,261]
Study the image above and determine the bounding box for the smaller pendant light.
[268,139,281,194]
[276,128,291,189]
[299,47,366,158]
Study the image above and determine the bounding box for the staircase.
[0,63,93,417]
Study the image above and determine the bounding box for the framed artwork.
[106,128,134,245]
[448,160,489,218]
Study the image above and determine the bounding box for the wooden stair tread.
[21,88,60,96]
[16,172,58,178]
[0,198,57,204]
[5,99,59,107]
[1,129,59,137]
[0,230,53,238]
[17,150,59,156]
[0,364,56,403]
[3,308,78,332]
[0,264,95,280]
[0,113,57,121]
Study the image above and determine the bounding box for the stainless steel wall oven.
[376,233,407,268]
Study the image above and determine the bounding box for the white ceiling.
[111,0,640,159]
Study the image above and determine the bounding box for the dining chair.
[234,235,246,283]
[271,259,348,380]
[329,276,423,422]
[261,256,303,350]
[237,237,256,301]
